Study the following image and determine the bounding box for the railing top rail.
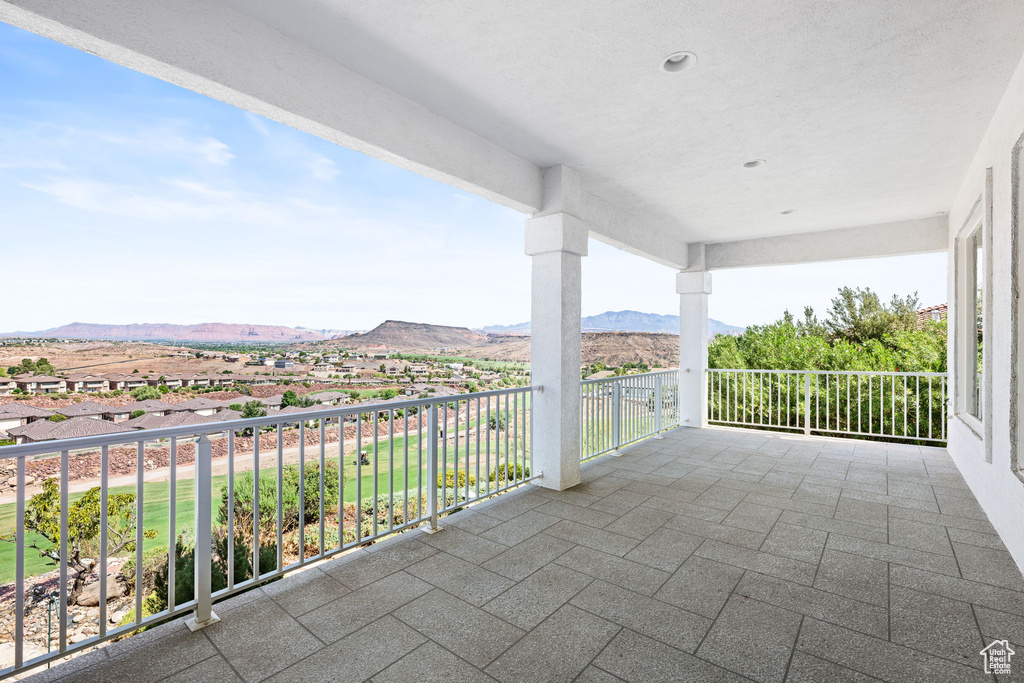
[708,369,947,378]
[581,369,679,385]
[0,385,534,460]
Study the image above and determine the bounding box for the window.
[966,223,984,420]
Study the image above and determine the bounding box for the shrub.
[48,413,67,422]
[130,410,146,419]
[219,461,341,543]
[438,469,476,490]
[489,462,529,484]
[131,386,162,401]
[228,403,243,411]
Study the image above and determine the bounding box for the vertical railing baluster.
[319,421,325,558]
[134,443,143,626]
[99,445,109,635]
[227,430,235,590]
[425,404,441,533]
[167,439,175,613]
[186,434,219,631]
[14,455,26,669]
[277,424,284,572]
[60,449,69,649]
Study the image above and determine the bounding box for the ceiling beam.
[0,0,543,213]
[704,216,948,270]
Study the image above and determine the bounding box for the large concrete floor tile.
[206,598,323,682]
[813,549,890,607]
[544,520,640,557]
[405,551,515,606]
[623,527,703,572]
[953,543,1024,591]
[695,539,817,585]
[593,629,747,683]
[889,565,1024,616]
[484,605,619,683]
[737,572,888,638]
[395,589,524,668]
[418,526,509,563]
[479,509,560,546]
[371,642,495,683]
[696,595,802,683]
[785,651,882,682]
[326,539,437,589]
[826,534,959,576]
[297,570,433,643]
[266,616,425,683]
[663,514,767,549]
[160,655,242,683]
[760,522,827,564]
[887,517,953,556]
[798,618,989,683]
[778,509,887,542]
[655,555,744,618]
[571,580,711,652]
[554,545,670,596]
[261,566,350,617]
[480,532,575,581]
[890,586,984,668]
[482,563,593,629]
[602,505,673,539]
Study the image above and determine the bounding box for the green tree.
[281,390,299,408]
[49,414,67,422]
[825,287,920,344]
[7,479,155,605]
[130,409,146,419]
[131,385,163,401]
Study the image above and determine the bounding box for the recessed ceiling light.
[662,51,697,73]
[743,159,766,168]
[781,209,796,215]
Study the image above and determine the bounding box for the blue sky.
[0,22,947,333]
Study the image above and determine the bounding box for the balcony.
[11,420,1020,682]
[2,0,1024,681]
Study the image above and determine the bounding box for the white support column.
[677,271,712,428]
[527,212,587,490]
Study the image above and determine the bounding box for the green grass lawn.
[0,418,530,583]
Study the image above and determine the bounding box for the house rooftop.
[54,401,115,417]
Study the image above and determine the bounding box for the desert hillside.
[341,320,488,349]
[460,332,679,367]
[3,322,327,342]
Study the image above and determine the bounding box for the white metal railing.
[580,370,680,460]
[0,386,532,678]
[707,369,948,444]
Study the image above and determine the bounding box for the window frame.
[954,170,993,458]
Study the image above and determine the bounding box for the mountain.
[341,320,488,349]
[481,310,744,336]
[1,322,328,342]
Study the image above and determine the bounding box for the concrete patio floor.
[25,427,1024,682]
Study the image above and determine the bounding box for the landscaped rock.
[76,576,127,607]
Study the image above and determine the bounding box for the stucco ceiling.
[225,0,1024,243]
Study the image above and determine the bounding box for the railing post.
[803,373,812,436]
[653,375,664,439]
[611,381,622,455]
[186,434,220,631]
[423,404,443,534]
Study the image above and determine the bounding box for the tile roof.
[11,417,140,442]
[0,404,54,419]
[54,401,116,417]
[117,400,175,414]
[169,398,231,412]
[124,411,218,430]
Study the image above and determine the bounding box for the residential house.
[147,376,183,389]
[7,416,138,444]
[274,359,295,369]
[0,377,16,395]
[105,399,172,422]
[103,373,148,391]
[322,354,340,363]
[917,303,948,324]
[14,375,66,394]
[408,363,430,376]
[168,398,230,416]
[0,403,54,436]
[54,401,113,420]
[63,373,110,394]
[124,411,217,430]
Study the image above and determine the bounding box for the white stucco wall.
[947,49,1024,571]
